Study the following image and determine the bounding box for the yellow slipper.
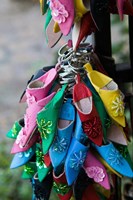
[53,22,60,33]
[84,63,126,127]
[74,0,90,21]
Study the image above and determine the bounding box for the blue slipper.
[10,145,36,169]
[92,142,133,178]
[65,137,89,185]
[74,112,89,145]
[49,98,75,169]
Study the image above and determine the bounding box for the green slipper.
[21,162,37,179]
[44,8,52,43]
[39,0,48,15]
[36,144,52,182]
[37,84,67,155]
[114,143,133,171]
[6,119,24,139]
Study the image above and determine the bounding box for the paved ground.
[0,0,62,141]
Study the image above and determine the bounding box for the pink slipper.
[107,123,128,145]
[49,0,74,35]
[11,68,57,154]
[11,92,55,154]
[83,151,110,190]
[45,18,62,48]
[26,68,57,101]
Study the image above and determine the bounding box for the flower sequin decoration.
[37,119,52,139]
[86,166,105,183]
[26,92,36,106]
[18,148,32,158]
[53,181,71,195]
[49,0,69,24]
[70,151,87,171]
[11,124,18,138]
[83,116,102,138]
[108,147,123,166]
[36,149,46,169]
[116,145,128,158]
[16,128,27,148]
[24,165,35,175]
[53,137,68,152]
[111,94,125,117]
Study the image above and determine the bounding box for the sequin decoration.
[53,137,68,152]
[86,166,105,183]
[53,181,71,195]
[36,149,46,169]
[11,124,18,138]
[116,145,128,158]
[24,165,35,175]
[18,148,32,158]
[26,92,36,106]
[37,119,52,139]
[108,147,123,166]
[16,128,27,148]
[49,0,69,24]
[83,116,102,138]
[70,151,87,171]
[111,94,125,117]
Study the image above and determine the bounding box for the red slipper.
[82,184,100,200]
[72,11,96,50]
[53,170,73,200]
[73,74,103,146]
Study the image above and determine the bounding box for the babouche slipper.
[53,169,73,200]
[19,66,55,103]
[72,12,96,50]
[65,137,89,185]
[49,0,74,36]
[31,170,53,200]
[82,184,101,200]
[74,112,89,145]
[83,150,110,190]
[84,76,111,141]
[73,74,103,146]
[6,118,24,139]
[37,84,67,155]
[35,144,52,182]
[39,0,48,15]
[107,123,128,145]
[114,143,133,170]
[11,68,57,154]
[92,142,133,178]
[49,98,75,169]
[21,162,37,179]
[84,63,126,127]
[10,145,36,169]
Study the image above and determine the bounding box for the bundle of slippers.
[7,49,133,200]
[7,0,133,199]
[39,0,133,48]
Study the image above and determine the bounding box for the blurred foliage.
[0,140,31,200]
[0,140,59,199]
[111,15,129,63]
